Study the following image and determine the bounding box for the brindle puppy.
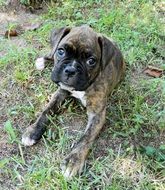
[22,25,125,179]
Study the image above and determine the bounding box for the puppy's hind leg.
[22,88,69,146]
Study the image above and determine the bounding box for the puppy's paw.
[35,57,45,70]
[22,126,37,146]
[61,150,86,179]
[22,136,36,146]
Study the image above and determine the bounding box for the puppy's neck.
[59,82,86,107]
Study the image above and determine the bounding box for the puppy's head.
[50,25,115,91]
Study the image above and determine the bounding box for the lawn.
[0,0,165,189]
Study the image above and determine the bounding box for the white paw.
[61,166,73,179]
[21,136,36,146]
[35,57,45,70]
[61,155,85,180]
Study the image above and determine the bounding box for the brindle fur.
[22,25,125,178]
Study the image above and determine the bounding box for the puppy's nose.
[64,66,76,76]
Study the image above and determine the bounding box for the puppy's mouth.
[65,72,78,81]
[53,70,90,90]
[58,82,75,91]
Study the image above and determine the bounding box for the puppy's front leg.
[22,88,69,146]
[61,106,106,179]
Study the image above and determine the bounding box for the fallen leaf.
[4,23,42,38]
[143,66,164,78]
[5,29,18,38]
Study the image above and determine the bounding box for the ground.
[0,0,165,189]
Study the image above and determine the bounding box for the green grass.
[0,0,165,189]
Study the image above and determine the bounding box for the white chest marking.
[71,90,86,106]
[59,83,87,107]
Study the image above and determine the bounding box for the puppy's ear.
[45,27,71,61]
[50,27,71,48]
[98,35,116,70]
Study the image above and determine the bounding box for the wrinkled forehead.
[59,26,100,54]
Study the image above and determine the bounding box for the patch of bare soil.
[1,0,47,14]
[0,12,39,36]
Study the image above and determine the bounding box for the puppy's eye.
[86,57,96,66]
[57,48,65,58]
